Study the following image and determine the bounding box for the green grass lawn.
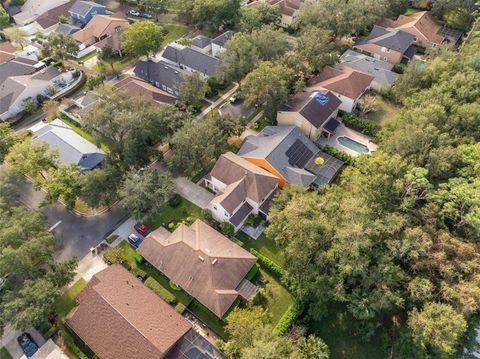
[188,300,228,339]
[59,114,109,153]
[308,303,388,359]
[145,196,205,230]
[0,347,13,359]
[235,232,285,268]
[404,8,423,15]
[54,278,87,321]
[161,22,191,46]
[92,55,138,73]
[77,50,97,63]
[366,95,401,128]
[258,269,294,325]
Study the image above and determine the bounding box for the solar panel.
[286,139,314,168]
[313,92,329,106]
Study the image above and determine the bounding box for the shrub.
[105,234,118,244]
[245,214,262,227]
[322,145,355,166]
[72,69,81,79]
[250,249,284,279]
[37,320,56,339]
[122,261,131,271]
[144,277,176,304]
[175,303,187,314]
[231,237,245,247]
[340,112,379,137]
[392,63,406,74]
[219,222,235,237]
[169,280,182,291]
[168,193,181,207]
[36,94,47,105]
[273,301,302,335]
[22,98,37,114]
[103,247,125,265]
[131,267,147,280]
[245,263,260,281]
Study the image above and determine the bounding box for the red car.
[134,223,151,236]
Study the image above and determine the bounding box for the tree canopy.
[41,32,80,61]
[121,21,164,57]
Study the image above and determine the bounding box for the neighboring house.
[69,0,107,26]
[72,14,129,54]
[277,90,342,141]
[65,265,193,359]
[15,44,42,61]
[55,23,81,35]
[0,65,68,120]
[33,118,106,170]
[238,126,343,187]
[134,59,184,97]
[139,220,258,318]
[211,30,234,57]
[162,43,219,77]
[34,0,75,33]
[13,0,71,26]
[263,0,302,28]
[353,25,416,64]
[190,35,212,53]
[205,152,280,231]
[306,66,374,113]
[338,49,400,90]
[31,339,68,359]
[115,76,177,106]
[376,11,463,48]
[0,43,16,65]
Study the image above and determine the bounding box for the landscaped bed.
[0,347,13,359]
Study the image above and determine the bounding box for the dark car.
[134,223,151,236]
[17,333,38,358]
[128,233,144,248]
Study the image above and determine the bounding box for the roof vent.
[198,255,205,262]
[204,248,211,254]
[212,258,218,265]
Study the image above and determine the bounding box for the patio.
[316,121,377,157]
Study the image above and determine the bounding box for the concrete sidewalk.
[197,83,239,119]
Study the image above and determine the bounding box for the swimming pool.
[337,136,370,154]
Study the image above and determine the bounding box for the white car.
[129,9,140,16]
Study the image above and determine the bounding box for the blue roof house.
[69,0,106,26]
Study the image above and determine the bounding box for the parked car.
[134,223,151,236]
[230,92,243,104]
[17,333,38,358]
[141,12,153,19]
[128,233,143,248]
[129,9,140,16]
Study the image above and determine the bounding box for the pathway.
[196,83,239,119]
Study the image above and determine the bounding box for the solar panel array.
[286,139,314,167]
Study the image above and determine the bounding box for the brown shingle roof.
[35,0,75,29]
[307,66,374,100]
[72,14,128,47]
[139,220,257,318]
[209,152,279,213]
[115,76,177,105]
[65,265,191,359]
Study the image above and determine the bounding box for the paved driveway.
[174,177,214,209]
[1,326,45,359]
[219,100,255,120]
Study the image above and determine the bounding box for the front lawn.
[92,55,138,73]
[145,196,205,230]
[54,278,87,321]
[404,8,423,15]
[161,22,191,46]
[0,347,13,359]
[59,113,109,153]
[235,232,285,268]
[77,50,97,63]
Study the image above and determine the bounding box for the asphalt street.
[1,164,129,262]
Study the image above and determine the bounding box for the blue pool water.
[337,136,369,153]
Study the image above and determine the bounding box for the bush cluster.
[250,249,284,279]
[340,112,379,137]
[273,301,302,335]
[322,145,355,166]
[168,193,181,207]
[144,277,177,304]
[103,247,126,265]
[245,263,260,281]
[131,267,147,280]
[175,303,187,314]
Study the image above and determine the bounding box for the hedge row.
[273,301,302,335]
[340,112,379,137]
[175,303,187,314]
[245,263,260,281]
[323,145,355,166]
[37,320,56,339]
[144,277,176,304]
[131,267,147,280]
[250,249,284,279]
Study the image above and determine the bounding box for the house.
[69,0,107,26]
[211,30,235,57]
[338,50,400,90]
[205,152,280,231]
[277,90,342,141]
[65,265,193,359]
[31,339,68,359]
[0,65,70,120]
[33,118,106,170]
[72,14,129,54]
[306,66,374,113]
[31,0,75,33]
[115,76,177,106]
[238,126,343,187]
[139,220,258,318]
[134,59,184,98]
[12,0,71,26]
[0,43,16,65]
[353,25,416,64]
[265,0,302,28]
[190,35,212,53]
[162,43,219,77]
[376,11,463,48]
[55,23,81,35]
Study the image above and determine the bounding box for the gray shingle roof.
[56,23,81,34]
[212,31,235,47]
[238,126,321,186]
[191,35,211,48]
[69,0,103,16]
[339,50,399,87]
[34,118,106,170]
[0,58,38,83]
[162,44,219,77]
[0,78,26,115]
[134,59,183,96]
[31,66,61,81]
[355,25,416,53]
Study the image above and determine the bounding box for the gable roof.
[139,220,257,318]
[280,90,341,129]
[307,66,374,100]
[134,59,183,94]
[339,49,399,87]
[191,35,211,48]
[35,0,75,29]
[72,14,128,45]
[55,23,81,34]
[115,76,177,105]
[0,43,16,65]
[209,152,279,213]
[69,0,104,16]
[0,57,38,84]
[267,0,302,16]
[66,265,191,359]
[13,0,71,24]
[34,118,106,170]
[162,43,219,76]
[212,31,235,47]
[376,11,444,45]
[238,126,321,186]
[355,25,416,53]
